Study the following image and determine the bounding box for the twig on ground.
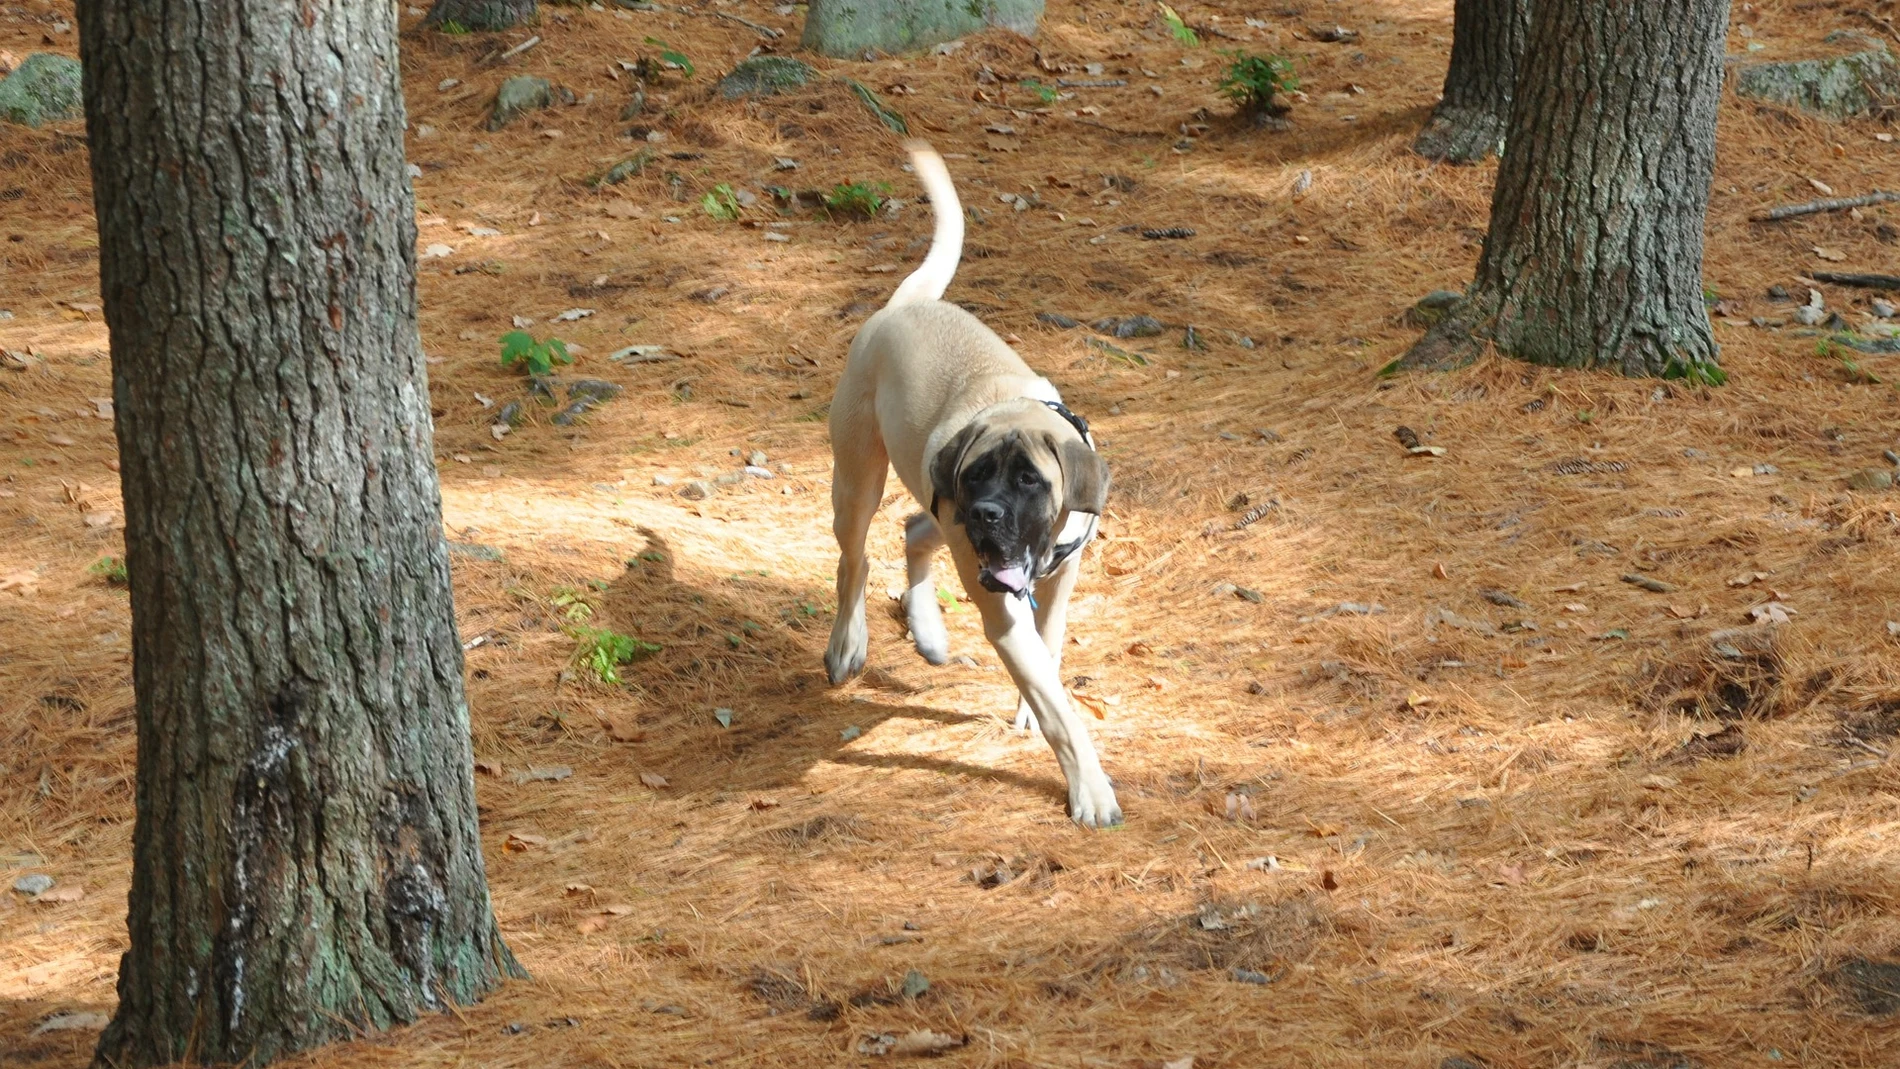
[1812,271,1900,289]
[1750,190,1899,222]
[497,35,542,61]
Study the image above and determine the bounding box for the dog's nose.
[968,500,1005,526]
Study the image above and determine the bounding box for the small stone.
[1794,304,1827,326]
[1873,299,1896,319]
[12,874,54,896]
[1404,289,1462,328]
[652,473,673,486]
[743,466,775,478]
[446,541,505,562]
[716,56,817,100]
[746,450,768,467]
[1847,468,1894,491]
[901,969,930,998]
[1090,314,1165,339]
[1036,312,1080,329]
[678,480,714,501]
[489,76,553,131]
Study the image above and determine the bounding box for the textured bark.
[77,2,521,1066]
[1400,0,1729,382]
[424,0,537,32]
[1412,0,1529,164]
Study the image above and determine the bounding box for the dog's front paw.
[902,588,950,665]
[824,630,870,683]
[1068,773,1123,829]
[1013,699,1039,734]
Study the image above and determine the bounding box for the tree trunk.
[424,0,537,32]
[1400,0,1729,382]
[76,2,522,1066]
[1412,0,1529,164]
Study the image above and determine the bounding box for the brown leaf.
[577,914,613,934]
[1808,176,1836,196]
[1319,869,1339,892]
[1072,691,1109,720]
[606,716,644,742]
[0,570,40,596]
[47,435,76,447]
[1126,640,1153,656]
[504,831,548,852]
[749,797,780,810]
[1727,571,1769,587]
[82,512,116,528]
[1813,246,1848,262]
[31,884,84,904]
[1747,601,1796,625]
[1666,604,1703,619]
[639,771,669,789]
[1498,862,1526,885]
[891,1030,966,1055]
[1223,792,1257,822]
[1431,562,1448,580]
[564,883,595,898]
[474,759,503,777]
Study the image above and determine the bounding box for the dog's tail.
[886,139,964,307]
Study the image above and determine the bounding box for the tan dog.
[824,139,1120,827]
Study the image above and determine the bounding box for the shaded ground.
[5,1,1900,1066]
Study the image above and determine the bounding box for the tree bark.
[424,0,537,32]
[1412,0,1529,164]
[76,2,522,1066]
[1399,0,1729,382]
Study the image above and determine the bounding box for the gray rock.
[12,873,54,896]
[802,0,1043,59]
[0,54,83,128]
[652,473,673,486]
[746,450,768,467]
[716,56,818,100]
[1794,304,1827,326]
[488,75,552,131]
[568,378,624,403]
[1405,289,1463,328]
[1873,299,1896,319]
[1830,957,1900,1015]
[1091,314,1165,338]
[1036,312,1080,329]
[678,480,714,500]
[1731,33,1899,120]
[1848,468,1894,492]
[446,541,505,562]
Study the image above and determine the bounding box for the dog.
[823,139,1121,828]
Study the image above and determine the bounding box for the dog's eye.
[1016,469,1041,489]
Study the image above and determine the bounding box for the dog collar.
[1041,399,1094,448]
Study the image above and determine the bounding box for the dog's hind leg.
[1013,552,1081,732]
[903,512,950,664]
[825,421,888,684]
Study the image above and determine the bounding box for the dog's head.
[930,403,1108,596]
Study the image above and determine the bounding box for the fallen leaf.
[1224,792,1257,822]
[749,797,780,810]
[512,765,572,784]
[1813,246,1848,262]
[1727,571,1769,587]
[606,716,643,742]
[1747,601,1796,625]
[577,914,614,934]
[1552,581,1587,593]
[422,243,454,259]
[90,398,114,420]
[1666,604,1704,619]
[1163,1057,1196,1069]
[639,772,670,789]
[1639,774,1679,790]
[0,570,41,595]
[31,884,84,904]
[1072,691,1109,719]
[1403,692,1434,709]
[1431,562,1448,580]
[47,434,76,447]
[1808,176,1836,196]
[1319,869,1339,892]
[1562,603,1590,614]
[504,831,548,851]
[891,1030,967,1055]
[1498,862,1526,885]
[564,883,595,897]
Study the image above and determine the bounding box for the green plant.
[550,586,594,622]
[437,18,470,35]
[1019,77,1059,104]
[89,556,128,586]
[571,626,661,686]
[823,180,890,218]
[1218,52,1298,115]
[500,330,572,377]
[643,37,694,77]
[1158,2,1200,47]
[701,183,741,221]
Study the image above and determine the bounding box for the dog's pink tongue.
[988,565,1028,593]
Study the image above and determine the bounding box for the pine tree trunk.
[1412,0,1528,164]
[76,2,522,1066]
[1400,0,1729,381]
[424,0,537,32]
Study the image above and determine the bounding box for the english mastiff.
[823,140,1120,828]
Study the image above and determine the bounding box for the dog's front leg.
[903,511,950,665]
[1014,552,1080,733]
[960,562,1120,827]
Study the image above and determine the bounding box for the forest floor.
[6,1,1900,1066]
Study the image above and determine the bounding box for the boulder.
[716,56,818,100]
[1731,32,1898,120]
[801,0,1043,59]
[0,53,83,127]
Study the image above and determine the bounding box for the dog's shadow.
[587,526,1067,809]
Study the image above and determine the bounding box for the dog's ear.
[1054,434,1109,515]
[929,422,983,510]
